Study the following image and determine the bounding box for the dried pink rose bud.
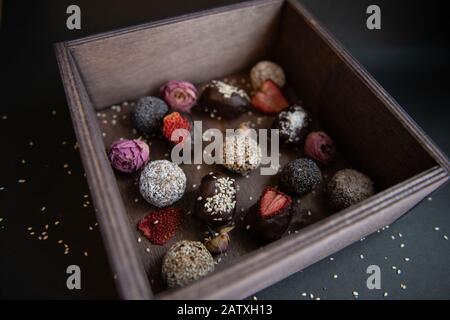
[108,139,149,173]
[304,131,336,165]
[160,80,198,112]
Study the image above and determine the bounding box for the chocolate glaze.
[246,203,292,242]
[198,81,250,118]
[195,173,237,227]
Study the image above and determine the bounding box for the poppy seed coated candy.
[280,158,322,195]
[139,160,186,208]
[131,96,168,134]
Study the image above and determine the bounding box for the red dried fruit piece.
[162,112,192,145]
[251,80,289,114]
[258,186,292,219]
[137,208,184,245]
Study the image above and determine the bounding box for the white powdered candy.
[139,160,186,208]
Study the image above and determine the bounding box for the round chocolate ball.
[327,169,374,211]
[131,96,168,134]
[280,158,322,195]
[195,173,237,226]
[273,104,310,144]
[198,80,250,118]
[250,61,286,90]
[223,134,261,175]
[162,240,215,288]
[139,160,186,208]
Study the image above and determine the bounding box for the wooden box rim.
[55,0,449,300]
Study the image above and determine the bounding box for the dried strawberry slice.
[251,80,289,114]
[137,208,184,245]
[258,186,292,219]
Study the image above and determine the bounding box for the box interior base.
[68,0,439,297]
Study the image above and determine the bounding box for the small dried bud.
[204,226,234,254]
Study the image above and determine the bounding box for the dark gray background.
[0,0,448,299]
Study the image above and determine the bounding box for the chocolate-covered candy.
[273,104,310,144]
[199,80,250,118]
[327,169,374,211]
[246,187,292,242]
[195,173,237,226]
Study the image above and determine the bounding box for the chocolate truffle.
[250,61,286,90]
[198,80,250,118]
[246,187,292,241]
[273,104,310,144]
[280,158,322,195]
[162,240,215,288]
[304,131,336,165]
[131,96,168,134]
[327,169,374,211]
[223,134,261,175]
[195,173,237,226]
[139,160,186,208]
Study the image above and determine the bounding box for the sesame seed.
[146,248,150,253]
[400,243,405,248]
[84,251,89,257]
[18,179,26,184]
[301,292,307,297]
[352,291,359,298]
[383,292,388,297]
[41,206,46,212]
[434,227,440,231]
[360,254,364,259]
[333,274,338,279]
[397,269,402,275]
[444,235,449,240]
[404,257,410,262]
[400,283,407,290]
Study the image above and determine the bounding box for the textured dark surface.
[0,0,448,299]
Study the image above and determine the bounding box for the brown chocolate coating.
[198,81,250,118]
[195,173,237,227]
[246,204,292,242]
[273,105,310,144]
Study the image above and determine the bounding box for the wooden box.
[55,0,449,299]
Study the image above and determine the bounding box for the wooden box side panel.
[55,43,153,300]
[274,1,439,189]
[69,0,284,109]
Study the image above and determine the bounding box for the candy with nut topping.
[250,60,286,90]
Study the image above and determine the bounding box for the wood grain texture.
[55,0,449,300]
[69,0,284,110]
[55,42,153,300]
